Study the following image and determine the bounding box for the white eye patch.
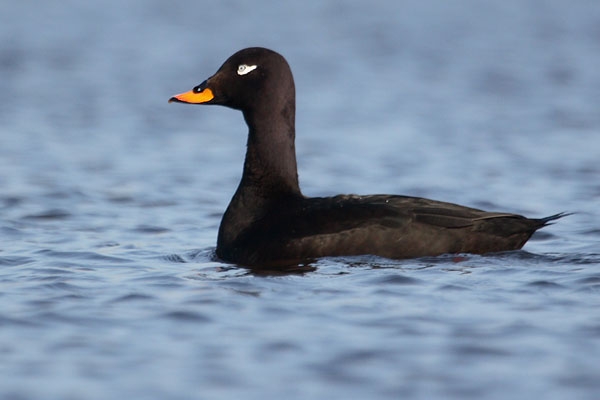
[237,64,258,76]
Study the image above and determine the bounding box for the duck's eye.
[237,64,257,76]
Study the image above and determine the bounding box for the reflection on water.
[1,1,600,399]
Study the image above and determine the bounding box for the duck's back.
[216,194,560,267]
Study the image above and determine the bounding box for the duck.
[169,47,565,268]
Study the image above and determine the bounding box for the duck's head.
[169,47,294,112]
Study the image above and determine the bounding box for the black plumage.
[170,47,566,268]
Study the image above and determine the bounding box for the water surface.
[1,1,599,399]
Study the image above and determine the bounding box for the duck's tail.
[536,212,572,228]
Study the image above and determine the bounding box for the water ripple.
[21,209,72,220]
[162,310,212,323]
[33,249,133,264]
[0,256,34,266]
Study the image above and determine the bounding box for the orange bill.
[169,88,214,104]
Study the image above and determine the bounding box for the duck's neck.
[217,104,302,252]
[238,104,301,199]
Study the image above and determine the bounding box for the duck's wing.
[236,194,565,267]
[282,194,561,254]
[293,194,527,232]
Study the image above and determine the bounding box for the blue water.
[1,1,600,399]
